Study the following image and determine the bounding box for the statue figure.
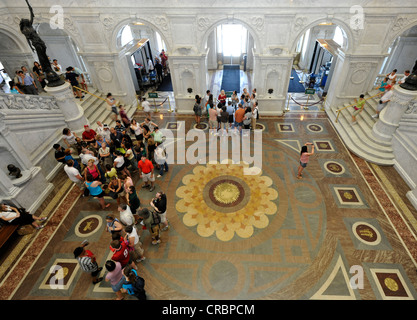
[7,164,22,179]
[19,0,64,87]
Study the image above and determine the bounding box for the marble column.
[372,84,417,142]
[44,81,88,133]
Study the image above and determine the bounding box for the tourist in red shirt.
[218,90,227,105]
[82,125,97,143]
[110,239,130,268]
[138,155,155,191]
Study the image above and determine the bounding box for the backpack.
[256,107,259,120]
[151,210,161,226]
[124,270,146,299]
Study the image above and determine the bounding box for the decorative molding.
[294,16,308,32]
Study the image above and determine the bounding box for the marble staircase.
[326,89,395,166]
[78,88,137,131]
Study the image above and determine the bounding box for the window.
[301,29,310,59]
[120,25,133,47]
[333,26,344,47]
[156,31,166,53]
[216,24,248,57]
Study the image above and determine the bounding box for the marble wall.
[1,1,416,115]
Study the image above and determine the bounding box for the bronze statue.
[7,164,22,179]
[19,0,64,87]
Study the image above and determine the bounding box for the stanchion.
[167,96,173,113]
[136,95,143,110]
[305,94,311,110]
[286,94,291,112]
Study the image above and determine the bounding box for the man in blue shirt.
[17,70,38,95]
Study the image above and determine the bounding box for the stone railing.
[373,73,405,89]
[0,93,60,111]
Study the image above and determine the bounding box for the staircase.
[326,89,395,166]
[78,88,137,131]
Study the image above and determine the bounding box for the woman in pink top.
[297,142,314,179]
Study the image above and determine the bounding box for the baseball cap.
[84,124,89,128]
[103,123,109,128]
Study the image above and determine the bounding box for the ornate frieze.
[0,94,60,111]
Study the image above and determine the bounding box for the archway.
[35,22,87,83]
[291,22,350,97]
[203,20,259,103]
[114,21,173,99]
[0,27,34,94]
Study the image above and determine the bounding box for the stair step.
[327,109,395,165]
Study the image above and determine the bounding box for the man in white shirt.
[142,98,151,118]
[79,151,99,166]
[64,159,84,193]
[398,70,410,85]
[118,204,135,226]
[373,85,393,119]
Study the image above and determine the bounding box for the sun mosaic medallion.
[176,160,278,241]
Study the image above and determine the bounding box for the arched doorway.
[35,22,88,83]
[115,22,172,98]
[291,22,349,97]
[0,27,34,94]
[204,22,257,102]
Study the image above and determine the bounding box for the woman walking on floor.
[297,142,314,179]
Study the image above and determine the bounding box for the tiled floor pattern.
[1,109,417,300]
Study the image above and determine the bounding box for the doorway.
[216,24,248,66]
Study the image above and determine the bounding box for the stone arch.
[381,19,417,54]
[0,23,31,53]
[289,17,354,54]
[198,17,262,55]
[111,17,171,53]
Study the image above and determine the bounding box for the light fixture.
[319,22,333,26]
[133,22,145,26]
[268,89,273,94]
[187,88,193,93]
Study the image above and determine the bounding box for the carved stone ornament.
[176,46,193,55]
[294,16,308,32]
[404,99,417,114]
[251,17,264,32]
[268,46,283,55]
[197,17,211,31]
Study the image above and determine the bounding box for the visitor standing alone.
[297,142,315,179]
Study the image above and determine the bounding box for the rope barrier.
[290,96,324,107]
[149,97,168,107]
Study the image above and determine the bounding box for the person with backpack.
[121,265,147,300]
[138,208,161,245]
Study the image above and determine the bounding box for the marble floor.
[1,71,417,301]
